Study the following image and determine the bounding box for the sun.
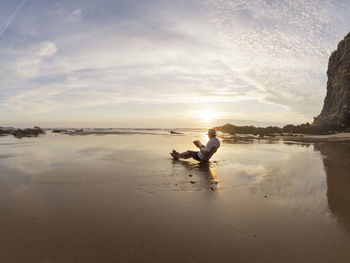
[196,109,219,122]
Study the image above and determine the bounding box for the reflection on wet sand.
[1,134,350,262]
[172,160,219,191]
[315,142,350,232]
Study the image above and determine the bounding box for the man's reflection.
[172,160,219,191]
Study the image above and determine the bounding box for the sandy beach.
[284,132,350,142]
[1,130,350,263]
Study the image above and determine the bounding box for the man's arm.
[200,140,214,155]
[193,140,205,148]
[200,148,209,155]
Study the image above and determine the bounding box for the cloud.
[0,0,26,36]
[14,41,58,78]
[205,0,350,116]
[72,9,82,17]
[1,0,350,126]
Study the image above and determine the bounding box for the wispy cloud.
[1,0,350,127]
[205,0,350,115]
[0,0,26,36]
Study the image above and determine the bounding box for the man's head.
[208,129,216,138]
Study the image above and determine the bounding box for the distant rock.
[13,127,45,138]
[52,129,66,133]
[0,127,15,136]
[314,32,350,131]
[0,126,45,137]
[170,130,183,134]
[0,128,8,134]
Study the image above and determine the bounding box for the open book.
[193,140,203,148]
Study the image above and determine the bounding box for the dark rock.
[214,123,282,136]
[0,126,45,138]
[170,130,183,134]
[190,181,196,184]
[52,129,65,133]
[0,128,8,134]
[210,187,214,191]
[314,32,350,131]
[188,174,193,177]
[13,127,45,138]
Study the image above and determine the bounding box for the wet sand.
[1,132,350,262]
[285,132,350,142]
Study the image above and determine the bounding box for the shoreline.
[1,126,350,142]
[283,133,350,142]
[222,132,350,143]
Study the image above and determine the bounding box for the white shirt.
[198,137,220,161]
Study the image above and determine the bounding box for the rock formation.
[314,32,350,131]
[0,126,45,138]
[13,127,45,138]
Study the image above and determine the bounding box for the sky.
[0,0,350,128]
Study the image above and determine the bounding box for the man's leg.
[175,150,192,159]
[172,150,200,160]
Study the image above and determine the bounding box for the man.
[171,129,220,162]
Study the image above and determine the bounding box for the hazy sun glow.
[196,109,219,122]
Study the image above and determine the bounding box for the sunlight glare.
[196,109,219,122]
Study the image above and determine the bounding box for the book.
[193,140,203,148]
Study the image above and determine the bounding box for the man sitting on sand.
[171,129,220,162]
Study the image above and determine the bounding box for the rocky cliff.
[314,32,350,131]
